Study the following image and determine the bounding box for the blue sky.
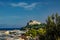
[0,0,60,26]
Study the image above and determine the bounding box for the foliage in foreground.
[21,13,60,40]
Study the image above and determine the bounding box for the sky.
[0,0,60,27]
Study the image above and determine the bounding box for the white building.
[28,20,41,25]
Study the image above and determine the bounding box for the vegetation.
[21,13,60,40]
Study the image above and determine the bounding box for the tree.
[46,15,55,40]
[25,29,37,38]
[46,13,60,40]
[37,28,46,35]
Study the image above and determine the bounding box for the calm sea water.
[0,28,21,30]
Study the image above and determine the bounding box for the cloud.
[11,2,38,9]
[0,2,48,10]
